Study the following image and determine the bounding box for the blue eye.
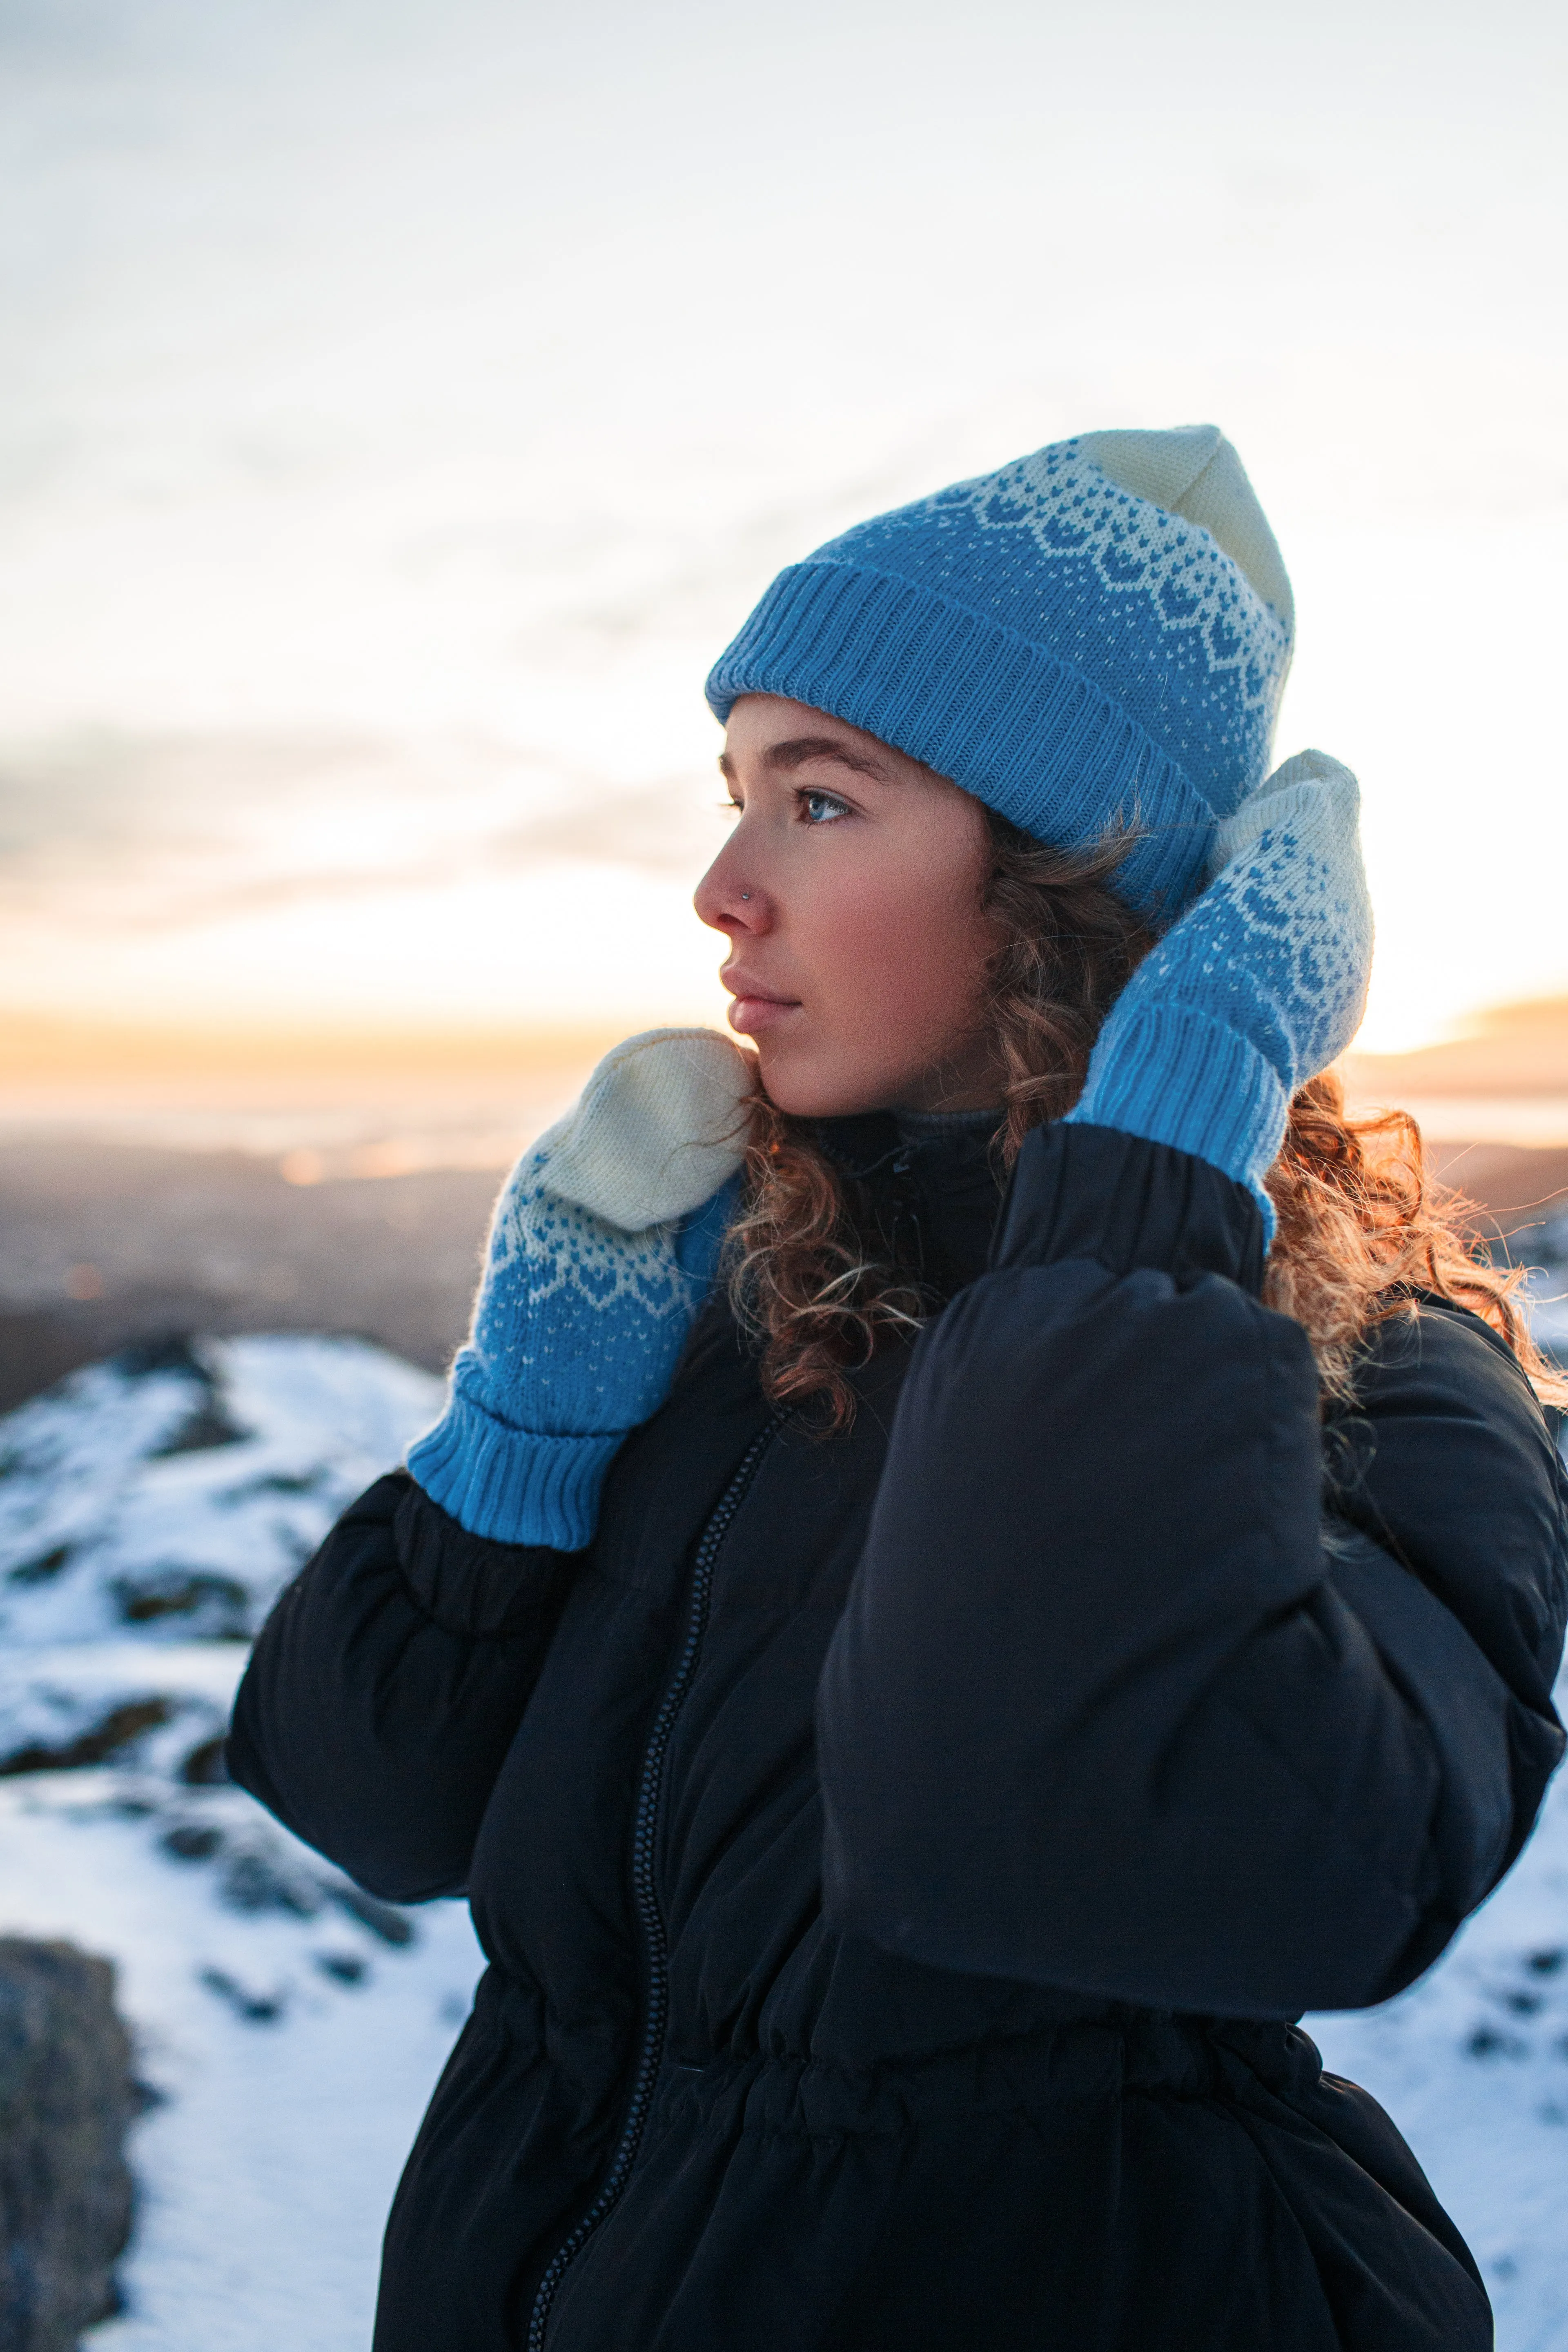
[802,790,850,824]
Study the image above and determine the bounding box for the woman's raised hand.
[1066,752,1374,1235]
[407,1029,754,1548]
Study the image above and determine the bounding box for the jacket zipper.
[525,1421,777,2351]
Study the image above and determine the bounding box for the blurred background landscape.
[2,0,1566,2344]
[5,1004,1568,1418]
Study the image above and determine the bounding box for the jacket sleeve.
[816,1123,1568,2018]
[227,1472,579,1902]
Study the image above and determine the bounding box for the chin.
[755,1043,896,1123]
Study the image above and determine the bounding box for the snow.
[0,1334,443,1649]
[0,1330,1564,2349]
[0,1334,482,2351]
[1306,1756,1568,2352]
[0,1776,483,2352]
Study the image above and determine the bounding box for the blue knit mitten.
[408,1030,754,1548]
[1066,751,1373,1241]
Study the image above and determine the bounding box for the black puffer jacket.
[228,1121,1568,2352]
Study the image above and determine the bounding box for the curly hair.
[726,813,1566,1431]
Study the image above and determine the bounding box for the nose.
[695,833,769,935]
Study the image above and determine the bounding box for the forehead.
[721,695,925,782]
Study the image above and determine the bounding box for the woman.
[229,424,1568,2351]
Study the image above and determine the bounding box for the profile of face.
[694,695,1004,1119]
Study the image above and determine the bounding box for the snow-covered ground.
[0,1776,483,2352]
[0,1328,1564,2349]
[0,1335,485,2350]
[1307,1787,1568,2352]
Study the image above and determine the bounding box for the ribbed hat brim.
[705,558,1217,921]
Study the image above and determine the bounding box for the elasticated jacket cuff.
[993,1123,1267,1295]
[391,1477,582,1631]
[406,1386,626,1550]
[1065,1003,1287,1241]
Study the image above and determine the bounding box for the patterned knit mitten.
[408,1029,754,1548]
[1066,751,1373,1240]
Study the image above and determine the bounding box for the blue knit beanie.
[706,425,1294,923]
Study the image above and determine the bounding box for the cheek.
[813,857,989,1043]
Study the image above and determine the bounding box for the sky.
[1,0,1565,1054]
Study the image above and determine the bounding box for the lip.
[722,967,802,1039]
[727,996,802,1038]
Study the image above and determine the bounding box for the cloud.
[0,726,727,934]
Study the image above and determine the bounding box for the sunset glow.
[3,0,1566,1097]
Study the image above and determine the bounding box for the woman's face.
[694,695,1004,1118]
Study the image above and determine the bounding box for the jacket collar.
[811,1109,1006,1301]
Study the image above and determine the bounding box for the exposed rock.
[0,1939,135,2352]
[0,1700,175,1780]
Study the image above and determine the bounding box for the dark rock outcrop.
[0,1940,136,2352]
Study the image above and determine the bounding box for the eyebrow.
[717,735,904,785]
